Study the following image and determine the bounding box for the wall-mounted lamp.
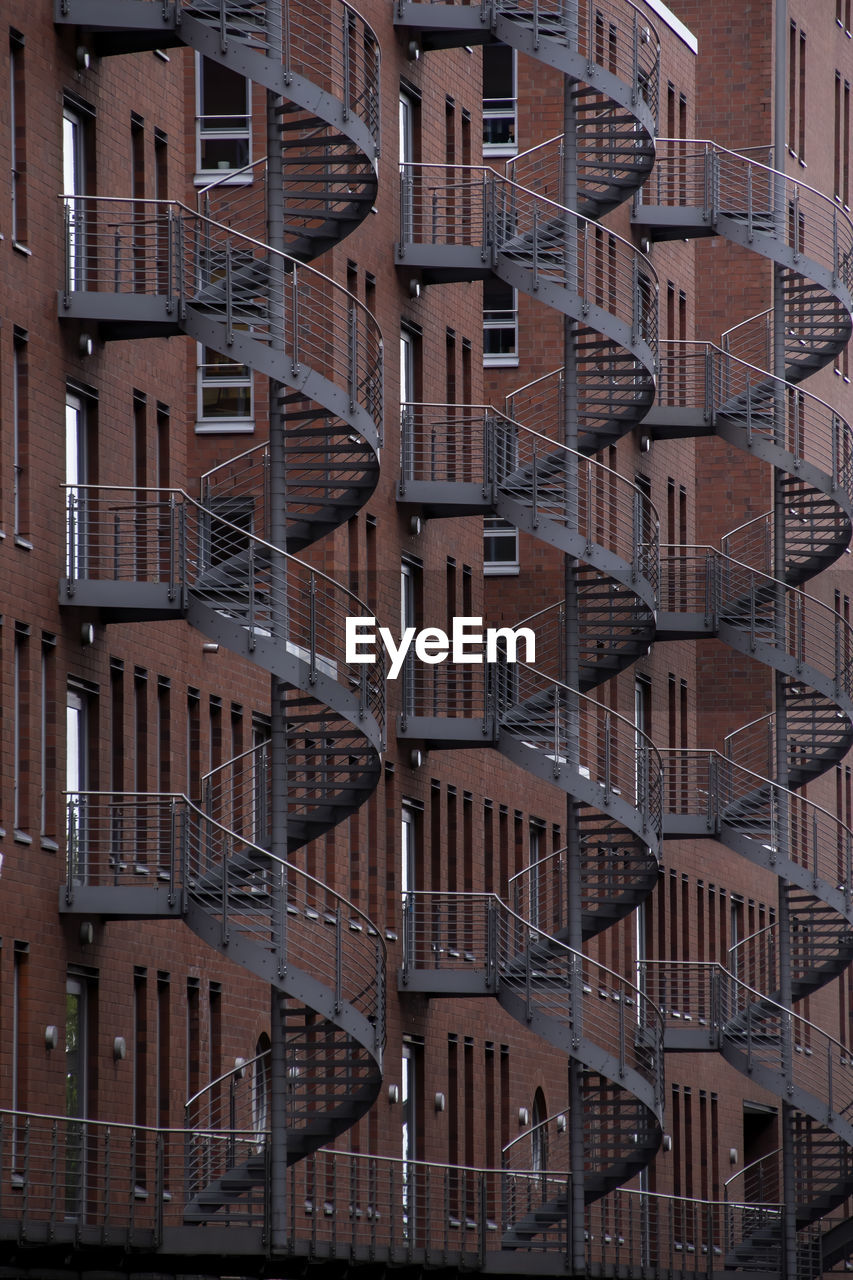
[639,431,652,453]
[407,40,420,60]
[45,1025,59,1051]
[202,643,220,654]
[518,1107,529,1127]
[234,1057,247,1079]
[729,1147,738,1165]
[79,333,94,357]
[639,235,652,255]
[408,278,421,299]
[409,515,423,536]
[555,1114,567,1133]
[662,1134,672,1152]
[76,46,91,70]
[388,1084,400,1104]
[409,748,423,769]
[434,1092,446,1112]
[81,622,95,646]
[113,1036,127,1061]
[79,921,94,945]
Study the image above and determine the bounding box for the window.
[252,1033,271,1147]
[10,30,27,246]
[788,23,807,163]
[483,45,517,154]
[13,622,30,839]
[63,103,88,290]
[65,392,86,576]
[195,54,251,178]
[40,634,57,844]
[11,942,29,1179]
[13,327,28,542]
[66,685,89,882]
[196,342,254,431]
[399,90,415,169]
[531,1087,547,1171]
[400,327,416,409]
[484,517,519,574]
[483,278,518,365]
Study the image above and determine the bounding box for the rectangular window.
[13,327,29,542]
[482,44,517,154]
[12,942,29,1178]
[63,103,88,290]
[483,278,518,365]
[196,343,254,431]
[14,622,30,839]
[67,684,88,881]
[41,634,58,844]
[65,391,86,576]
[484,517,519,574]
[195,54,251,179]
[10,30,27,247]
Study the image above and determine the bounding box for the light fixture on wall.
[388,1084,400,1103]
[79,921,94,945]
[113,1036,127,1061]
[79,333,94,357]
[45,1025,59,1051]
[518,1107,529,1127]
[76,46,91,70]
[434,1092,446,1112]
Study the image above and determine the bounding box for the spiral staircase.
[632,140,853,1273]
[392,0,667,1257]
[54,0,388,1239]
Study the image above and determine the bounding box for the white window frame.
[195,341,255,433]
[482,45,517,157]
[484,517,519,575]
[483,280,519,367]
[194,53,252,184]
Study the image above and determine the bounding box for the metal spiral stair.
[633,140,853,383]
[400,890,664,1226]
[398,162,657,449]
[54,1,389,1234]
[395,0,659,219]
[60,790,385,1219]
[55,0,380,262]
[645,338,853,589]
[399,401,659,688]
[632,140,853,1274]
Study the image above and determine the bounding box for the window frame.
[484,517,520,576]
[482,45,517,157]
[194,53,253,184]
[483,279,519,367]
[195,341,255,433]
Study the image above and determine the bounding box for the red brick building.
[0,0,852,1276]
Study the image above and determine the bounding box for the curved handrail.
[61,195,384,449]
[184,0,381,152]
[660,543,853,707]
[400,162,658,347]
[641,960,853,1150]
[63,484,386,742]
[399,400,660,600]
[402,888,664,1204]
[65,789,386,1031]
